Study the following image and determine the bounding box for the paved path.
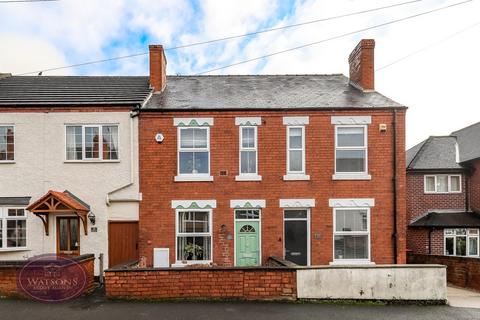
[448,286,480,309]
[1,295,480,320]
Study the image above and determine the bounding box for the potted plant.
[184,243,203,261]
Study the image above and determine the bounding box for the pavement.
[448,286,480,309]
[1,292,480,320]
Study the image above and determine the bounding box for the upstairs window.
[0,208,27,249]
[239,126,257,175]
[335,126,367,174]
[0,125,14,162]
[178,127,209,175]
[424,175,461,193]
[66,125,119,161]
[287,126,305,174]
[445,229,478,257]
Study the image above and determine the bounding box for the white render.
[279,199,315,208]
[0,112,140,274]
[297,265,447,301]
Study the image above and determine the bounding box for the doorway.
[284,209,310,266]
[235,209,261,266]
[56,216,80,255]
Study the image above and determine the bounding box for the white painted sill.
[174,175,214,182]
[235,174,262,181]
[283,174,310,181]
[0,247,29,252]
[64,160,121,164]
[0,161,15,164]
[329,260,375,266]
[172,260,213,267]
[332,173,372,180]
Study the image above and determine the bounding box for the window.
[235,209,260,220]
[176,210,212,262]
[239,126,258,175]
[0,208,26,249]
[424,175,462,193]
[66,125,119,161]
[0,125,14,162]
[334,208,370,261]
[445,229,478,257]
[178,127,210,176]
[335,126,367,173]
[287,126,305,174]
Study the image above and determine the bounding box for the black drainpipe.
[465,171,470,211]
[392,109,398,264]
[428,228,433,254]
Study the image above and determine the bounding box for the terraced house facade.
[138,40,407,268]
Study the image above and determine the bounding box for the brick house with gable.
[138,40,407,268]
[407,123,480,258]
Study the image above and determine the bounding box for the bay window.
[0,207,27,249]
[176,210,212,262]
[0,125,14,162]
[334,208,370,262]
[445,228,479,257]
[425,175,461,193]
[335,126,367,174]
[66,125,119,161]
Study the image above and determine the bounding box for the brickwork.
[139,109,407,267]
[105,267,296,300]
[408,253,480,292]
[470,160,480,212]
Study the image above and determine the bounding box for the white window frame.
[332,207,371,264]
[424,174,462,194]
[0,207,27,251]
[444,228,479,257]
[64,124,120,162]
[283,126,310,180]
[175,209,213,265]
[283,208,311,266]
[333,125,370,180]
[237,126,260,180]
[234,208,262,267]
[175,126,213,182]
[0,124,15,163]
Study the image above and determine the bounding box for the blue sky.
[1,0,480,147]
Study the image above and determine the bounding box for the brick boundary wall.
[0,254,95,298]
[105,266,296,300]
[408,253,480,292]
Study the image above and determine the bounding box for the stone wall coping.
[0,254,95,269]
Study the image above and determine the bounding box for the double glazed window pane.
[288,127,303,172]
[0,126,14,161]
[337,127,365,147]
[180,128,207,148]
[437,175,448,192]
[7,219,26,248]
[289,128,302,148]
[450,176,460,192]
[336,210,368,232]
[425,176,436,192]
[66,126,83,160]
[102,126,119,160]
[336,150,366,172]
[334,235,368,260]
[235,210,260,220]
[445,237,454,255]
[289,150,303,171]
[241,151,256,174]
[456,236,467,256]
[178,211,209,233]
[177,236,211,261]
[179,152,208,174]
[242,127,255,148]
[177,211,211,261]
[469,237,478,256]
[85,127,100,159]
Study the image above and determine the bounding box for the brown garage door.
[108,221,139,267]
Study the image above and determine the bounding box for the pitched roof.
[142,74,403,111]
[0,197,31,206]
[406,136,463,170]
[409,211,480,228]
[0,76,152,106]
[26,190,89,213]
[451,122,480,163]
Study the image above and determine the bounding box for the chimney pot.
[149,45,167,92]
[348,39,375,91]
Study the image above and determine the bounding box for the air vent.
[219,170,228,176]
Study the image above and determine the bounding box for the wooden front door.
[108,221,139,267]
[235,221,260,266]
[57,217,80,255]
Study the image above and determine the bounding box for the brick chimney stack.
[348,39,375,91]
[149,45,167,92]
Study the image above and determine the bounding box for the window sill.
[283,174,310,181]
[235,175,262,181]
[424,192,462,195]
[332,173,371,180]
[64,160,121,163]
[174,175,214,182]
[172,260,212,267]
[0,247,29,252]
[329,260,375,266]
[0,161,15,164]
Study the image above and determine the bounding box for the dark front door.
[57,217,80,255]
[284,210,309,266]
[108,221,139,267]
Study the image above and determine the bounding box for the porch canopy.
[409,211,480,228]
[26,190,90,236]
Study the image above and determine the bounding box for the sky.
[0,0,479,148]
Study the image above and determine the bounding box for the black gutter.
[139,106,408,113]
[392,109,398,264]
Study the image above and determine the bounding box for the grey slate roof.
[406,136,463,170]
[409,211,480,228]
[0,197,31,206]
[143,74,403,110]
[451,122,480,163]
[0,76,152,106]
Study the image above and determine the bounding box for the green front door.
[235,221,260,266]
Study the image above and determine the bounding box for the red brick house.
[407,123,480,257]
[138,40,407,268]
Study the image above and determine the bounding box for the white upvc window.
[0,207,27,250]
[335,125,368,175]
[287,126,305,174]
[176,127,212,181]
[0,125,14,162]
[424,175,462,193]
[333,208,370,263]
[239,126,258,176]
[444,228,479,257]
[175,209,212,263]
[65,124,119,161]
